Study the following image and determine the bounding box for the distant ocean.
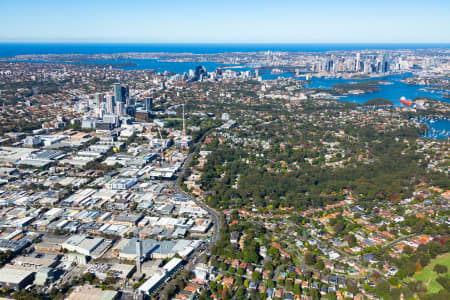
[0,43,449,57]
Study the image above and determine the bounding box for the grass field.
[412,253,450,294]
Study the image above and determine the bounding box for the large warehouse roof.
[0,267,33,284]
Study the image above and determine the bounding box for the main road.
[155,131,222,299]
[174,129,222,245]
[172,181,221,244]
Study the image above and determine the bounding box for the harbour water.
[282,73,449,105]
[416,118,450,140]
[260,73,450,139]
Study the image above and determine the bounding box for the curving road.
[175,129,222,245]
[157,130,222,299]
[173,181,221,244]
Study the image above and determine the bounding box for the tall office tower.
[331,55,336,72]
[326,59,334,72]
[114,83,129,104]
[136,239,143,275]
[106,95,115,114]
[379,55,385,73]
[126,96,134,107]
[122,85,129,102]
[115,101,125,116]
[382,54,389,73]
[338,60,344,72]
[126,106,135,117]
[144,97,153,112]
[194,66,207,81]
[356,53,361,72]
[315,62,321,72]
[376,54,385,73]
[95,93,104,106]
[113,83,123,103]
[363,61,371,74]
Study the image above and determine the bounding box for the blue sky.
[1,0,449,43]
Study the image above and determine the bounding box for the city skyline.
[1,0,450,43]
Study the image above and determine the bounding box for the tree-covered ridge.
[200,125,445,210]
[363,98,394,106]
[187,87,446,210]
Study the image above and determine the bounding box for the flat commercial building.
[112,212,143,226]
[138,270,166,295]
[99,223,130,237]
[107,177,138,190]
[119,238,201,260]
[9,256,58,271]
[138,258,183,295]
[67,285,119,300]
[62,189,96,206]
[0,147,35,166]
[0,267,34,291]
[0,238,29,253]
[62,235,111,258]
[34,267,55,286]
[35,242,62,254]
[119,238,159,260]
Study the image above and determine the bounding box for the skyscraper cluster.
[98,83,132,117]
[82,83,153,130]
[313,53,393,74]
